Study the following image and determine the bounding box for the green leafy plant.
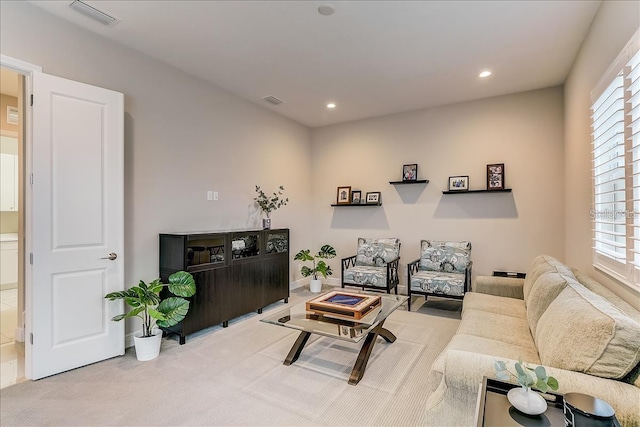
[294,244,337,280]
[494,358,559,392]
[254,185,289,218]
[105,271,196,338]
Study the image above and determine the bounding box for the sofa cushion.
[462,292,526,319]
[571,268,640,323]
[526,270,575,338]
[419,240,471,273]
[411,270,465,297]
[431,334,541,375]
[523,255,574,302]
[355,237,399,267]
[456,309,536,349]
[342,265,387,287]
[535,282,640,379]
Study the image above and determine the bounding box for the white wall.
[0,1,313,333]
[310,87,565,290]
[564,0,640,309]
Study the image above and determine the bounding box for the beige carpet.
[0,287,461,426]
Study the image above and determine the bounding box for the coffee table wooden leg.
[284,331,311,366]
[349,321,394,385]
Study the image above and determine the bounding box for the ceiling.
[30,1,601,128]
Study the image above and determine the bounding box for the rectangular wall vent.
[263,95,284,106]
[69,0,120,26]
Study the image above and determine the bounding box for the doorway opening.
[0,66,26,388]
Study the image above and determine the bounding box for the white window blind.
[591,31,640,290]
[628,49,640,283]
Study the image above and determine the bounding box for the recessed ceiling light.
[326,103,336,109]
[479,70,492,78]
[318,4,335,16]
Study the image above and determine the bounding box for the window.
[591,31,640,289]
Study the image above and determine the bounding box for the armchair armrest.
[386,256,401,286]
[474,275,524,299]
[341,255,357,270]
[464,261,473,293]
[341,255,357,285]
[408,258,420,276]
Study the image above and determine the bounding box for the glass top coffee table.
[261,291,408,385]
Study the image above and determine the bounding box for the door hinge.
[30,94,33,106]
[29,173,33,186]
[30,333,33,345]
[29,253,33,265]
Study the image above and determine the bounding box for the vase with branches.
[254,185,288,229]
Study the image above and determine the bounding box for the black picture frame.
[336,186,351,205]
[402,164,418,181]
[487,164,505,190]
[365,191,381,204]
[351,190,362,204]
[448,176,469,191]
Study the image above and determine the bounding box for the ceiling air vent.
[263,95,284,106]
[69,0,120,26]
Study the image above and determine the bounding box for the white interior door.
[30,72,124,380]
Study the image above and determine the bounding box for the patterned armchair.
[341,238,401,294]
[407,240,472,311]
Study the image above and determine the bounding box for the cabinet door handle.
[101,252,117,261]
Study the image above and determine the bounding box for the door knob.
[101,252,117,261]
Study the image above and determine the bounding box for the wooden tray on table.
[306,290,381,320]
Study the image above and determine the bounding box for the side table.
[475,377,621,427]
[475,377,565,426]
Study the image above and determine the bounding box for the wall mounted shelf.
[442,189,512,195]
[389,180,429,185]
[331,203,382,207]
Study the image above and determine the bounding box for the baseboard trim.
[125,332,135,349]
[122,279,346,349]
[14,327,24,343]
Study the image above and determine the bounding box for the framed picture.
[336,186,351,205]
[487,163,505,190]
[365,191,381,204]
[351,190,362,204]
[402,164,418,181]
[448,176,469,191]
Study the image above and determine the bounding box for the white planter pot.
[309,279,322,293]
[133,330,162,361]
[507,387,547,415]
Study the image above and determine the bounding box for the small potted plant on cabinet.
[105,271,196,361]
[294,244,336,293]
[254,185,289,229]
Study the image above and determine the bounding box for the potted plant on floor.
[105,271,196,361]
[254,185,289,229]
[294,244,336,293]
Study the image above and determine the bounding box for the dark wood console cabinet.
[159,229,290,344]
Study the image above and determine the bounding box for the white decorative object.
[309,279,322,293]
[507,387,547,416]
[133,330,162,361]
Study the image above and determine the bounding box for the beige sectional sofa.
[424,255,640,426]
